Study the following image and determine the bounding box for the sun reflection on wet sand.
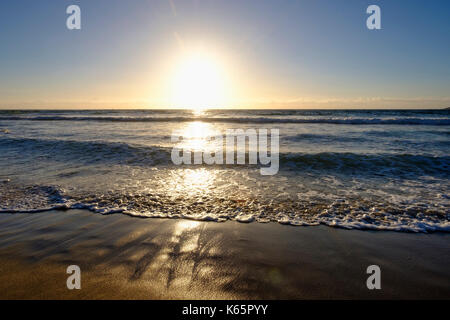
[174,220,201,236]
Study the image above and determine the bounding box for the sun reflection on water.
[173,121,223,156]
[166,168,217,198]
[192,108,206,117]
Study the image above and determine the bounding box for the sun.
[170,51,229,110]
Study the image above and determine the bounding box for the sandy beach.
[0,209,448,299]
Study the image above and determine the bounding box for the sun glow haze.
[169,50,230,110]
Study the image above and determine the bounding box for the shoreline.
[0,209,449,299]
[2,205,448,234]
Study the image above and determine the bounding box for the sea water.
[0,109,448,232]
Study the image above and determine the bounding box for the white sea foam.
[1,182,448,233]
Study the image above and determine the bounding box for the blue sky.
[0,0,449,109]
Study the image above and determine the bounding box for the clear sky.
[0,0,449,109]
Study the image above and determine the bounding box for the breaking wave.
[0,182,448,233]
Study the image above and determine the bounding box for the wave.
[282,152,450,177]
[0,136,173,166]
[1,136,449,176]
[1,115,449,125]
[284,133,367,143]
[1,183,449,233]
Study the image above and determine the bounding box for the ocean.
[0,109,449,232]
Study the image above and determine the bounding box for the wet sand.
[0,209,448,299]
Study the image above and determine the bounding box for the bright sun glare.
[170,51,228,110]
